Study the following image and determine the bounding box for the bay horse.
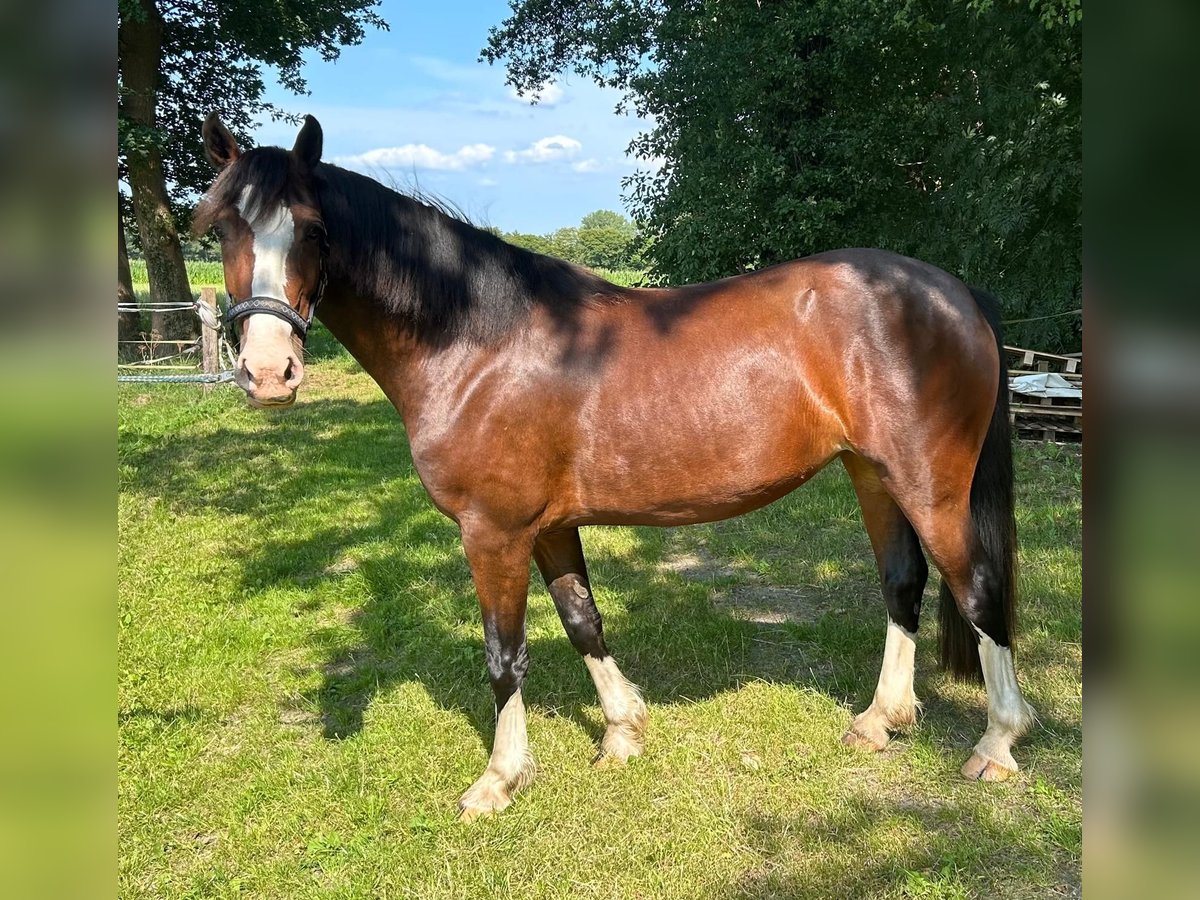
[197,114,1035,820]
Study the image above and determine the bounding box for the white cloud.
[338,142,495,171]
[572,158,602,173]
[508,82,565,106]
[504,135,582,164]
[478,177,499,187]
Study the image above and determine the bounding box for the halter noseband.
[222,257,328,349]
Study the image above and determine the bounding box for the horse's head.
[196,114,328,408]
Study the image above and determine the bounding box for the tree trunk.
[119,0,195,343]
[117,208,142,357]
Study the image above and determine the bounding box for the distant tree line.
[490,209,650,273]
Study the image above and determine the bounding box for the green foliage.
[577,224,634,269]
[503,231,557,256]
[486,1,1082,351]
[581,209,635,236]
[129,259,224,288]
[118,0,386,237]
[496,209,649,275]
[549,226,582,262]
[593,267,646,287]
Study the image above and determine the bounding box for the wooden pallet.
[1004,345,1083,443]
[1005,345,1081,375]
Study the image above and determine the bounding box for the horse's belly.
[564,412,840,527]
[567,464,827,527]
[557,340,842,525]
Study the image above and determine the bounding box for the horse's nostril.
[284,359,294,382]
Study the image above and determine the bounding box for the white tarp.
[1009,372,1082,400]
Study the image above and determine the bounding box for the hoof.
[457,786,511,822]
[961,752,1016,782]
[594,726,643,766]
[457,801,504,823]
[841,712,891,752]
[451,787,506,825]
[457,767,525,822]
[841,726,889,752]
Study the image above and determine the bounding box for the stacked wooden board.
[1004,346,1083,443]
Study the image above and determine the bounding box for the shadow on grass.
[120,390,1080,784]
[724,794,1079,899]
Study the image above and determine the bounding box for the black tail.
[938,288,1019,682]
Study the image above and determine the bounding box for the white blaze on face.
[238,186,296,345]
[234,187,304,400]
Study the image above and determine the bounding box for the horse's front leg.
[456,523,537,822]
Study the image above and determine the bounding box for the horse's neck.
[313,283,475,428]
[314,284,417,410]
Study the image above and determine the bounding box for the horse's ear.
[293,115,323,172]
[202,113,240,169]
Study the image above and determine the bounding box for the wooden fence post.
[200,288,220,394]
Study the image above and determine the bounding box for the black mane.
[197,147,622,345]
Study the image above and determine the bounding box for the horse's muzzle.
[235,348,303,408]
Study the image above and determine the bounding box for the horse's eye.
[305,223,326,242]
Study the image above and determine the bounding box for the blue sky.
[254,1,654,234]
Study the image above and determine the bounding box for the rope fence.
[1001,308,1082,325]
[118,371,236,385]
[118,287,235,390]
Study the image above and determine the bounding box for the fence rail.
[117,288,233,392]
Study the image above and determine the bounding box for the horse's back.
[543,249,997,524]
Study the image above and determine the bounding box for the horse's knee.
[881,544,927,633]
[484,635,529,705]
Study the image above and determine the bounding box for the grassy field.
[118,357,1081,899]
[129,259,225,289]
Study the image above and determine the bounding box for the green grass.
[129,259,224,289]
[593,267,649,287]
[118,360,1081,899]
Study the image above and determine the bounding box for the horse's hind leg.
[899,488,1036,781]
[534,528,647,764]
[841,455,928,751]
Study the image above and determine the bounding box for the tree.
[581,209,635,238]
[118,0,385,336]
[485,1,1082,351]
[576,209,638,269]
[504,232,557,256]
[548,227,583,264]
[118,195,140,348]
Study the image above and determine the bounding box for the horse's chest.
[406,422,561,523]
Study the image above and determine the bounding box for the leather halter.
[222,254,328,349]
